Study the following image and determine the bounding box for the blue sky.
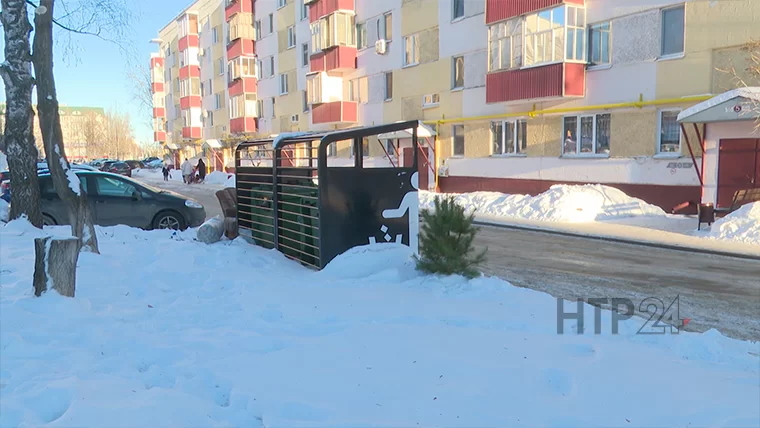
[0,0,190,145]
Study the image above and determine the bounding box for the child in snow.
[162,166,170,181]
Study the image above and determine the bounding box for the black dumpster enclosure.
[234,121,422,269]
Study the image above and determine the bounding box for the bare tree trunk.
[0,0,43,227]
[32,0,99,253]
[33,236,80,297]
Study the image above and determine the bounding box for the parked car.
[124,160,145,170]
[1,164,96,202]
[37,170,206,230]
[100,161,132,177]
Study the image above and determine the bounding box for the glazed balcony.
[311,101,358,125]
[230,117,257,134]
[225,0,252,21]
[228,77,257,97]
[180,96,202,110]
[486,0,584,24]
[182,127,202,140]
[310,46,357,73]
[309,0,355,23]
[227,38,255,60]
[486,62,585,103]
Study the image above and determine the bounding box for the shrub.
[415,196,487,279]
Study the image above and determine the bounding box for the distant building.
[0,104,106,162]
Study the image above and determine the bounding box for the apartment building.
[152,0,760,210]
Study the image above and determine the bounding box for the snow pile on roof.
[678,87,760,122]
[704,202,760,245]
[204,171,231,185]
[224,174,235,188]
[0,198,8,223]
[420,184,665,222]
[1,220,758,426]
[273,132,310,148]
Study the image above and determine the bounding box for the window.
[356,22,367,49]
[347,77,368,103]
[327,142,337,157]
[491,120,527,155]
[279,73,289,95]
[403,34,419,66]
[271,97,276,118]
[452,0,464,20]
[452,125,465,157]
[254,20,261,40]
[215,93,223,110]
[302,90,309,112]
[268,13,274,34]
[207,111,214,127]
[381,12,392,41]
[384,72,393,100]
[452,56,464,89]
[589,22,611,66]
[311,12,355,52]
[524,6,568,66]
[565,6,586,62]
[217,58,224,75]
[302,43,309,67]
[301,2,308,20]
[310,22,322,52]
[229,94,258,119]
[287,26,296,48]
[488,18,522,71]
[269,56,275,78]
[277,0,286,9]
[658,110,681,154]
[256,59,262,78]
[257,99,264,118]
[661,6,685,57]
[228,56,256,82]
[562,114,610,155]
[422,93,439,108]
[179,78,201,97]
[212,27,219,44]
[95,176,136,198]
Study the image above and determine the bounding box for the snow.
[1,219,758,427]
[678,87,760,121]
[420,184,665,223]
[52,145,80,195]
[0,198,8,222]
[224,174,235,188]
[204,171,232,185]
[703,202,760,244]
[273,132,310,148]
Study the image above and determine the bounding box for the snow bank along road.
[134,175,760,341]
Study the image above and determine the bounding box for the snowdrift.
[705,202,760,244]
[420,184,665,223]
[204,171,232,185]
[0,219,757,427]
[224,174,236,188]
[0,198,8,223]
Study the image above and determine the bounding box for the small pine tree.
[415,196,487,279]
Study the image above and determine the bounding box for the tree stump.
[33,236,80,297]
[196,216,225,244]
[224,217,238,239]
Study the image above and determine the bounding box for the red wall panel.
[151,82,164,93]
[152,108,165,118]
[228,77,257,97]
[180,96,202,110]
[310,0,354,23]
[486,0,584,25]
[230,117,257,134]
[225,0,252,21]
[178,35,199,51]
[179,65,200,80]
[182,127,202,139]
[312,101,358,124]
[227,38,255,59]
[486,63,564,103]
[154,131,167,142]
[150,57,164,68]
[564,62,585,97]
[310,52,326,73]
[324,46,357,72]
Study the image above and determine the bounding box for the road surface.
[135,173,760,341]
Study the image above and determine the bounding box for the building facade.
[151,0,760,210]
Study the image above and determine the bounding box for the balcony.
[309,0,355,23]
[486,63,585,104]
[182,127,202,140]
[154,131,167,143]
[311,101,358,125]
[150,56,164,69]
[228,77,257,97]
[153,107,165,118]
[179,65,201,80]
[178,34,199,51]
[486,0,584,24]
[225,0,252,21]
[310,46,357,73]
[151,82,164,93]
[180,96,202,110]
[230,117,257,134]
[227,38,255,60]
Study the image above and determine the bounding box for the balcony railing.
[485,62,585,103]
[311,101,358,124]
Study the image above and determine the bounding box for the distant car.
[38,170,206,230]
[124,160,145,170]
[100,161,132,177]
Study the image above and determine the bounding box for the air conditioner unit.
[291,114,299,123]
[375,39,387,55]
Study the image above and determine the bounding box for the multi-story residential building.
[152,0,760,210]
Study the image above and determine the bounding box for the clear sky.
[0,0,192,146]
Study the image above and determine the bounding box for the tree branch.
[25,0,115,43]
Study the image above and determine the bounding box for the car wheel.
[42,214,57,226]
[153,211,186,231]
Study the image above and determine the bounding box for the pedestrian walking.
[197,158,207,183]
[162,165,170,181]
[181,158,193,184]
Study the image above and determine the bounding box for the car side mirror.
[131,191,142,201]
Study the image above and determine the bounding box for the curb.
[472,219,760,262]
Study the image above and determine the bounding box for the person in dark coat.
[161,165,170,181]
[197,158,207,183]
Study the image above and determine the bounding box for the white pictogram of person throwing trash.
[374,171,420,255]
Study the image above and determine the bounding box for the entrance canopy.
[678,87,760,123]
[203,139,222,149]
[165,143,179,150]
[376,121,436,140]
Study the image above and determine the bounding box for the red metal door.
[402,146,428,191]
[717,139,759,208]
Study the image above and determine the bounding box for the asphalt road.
[135,174,760,341]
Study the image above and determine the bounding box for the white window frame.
[212,27,219,44]
[214,93,222,110]
[452,0,465,21]
[452,125,465,157]
[452,55,464,90]
[488,18,522,71]
[656,109,682,155]
[217,58,224,76]
[268,56,275,78]
[384,72,392,101]
[268,13,274,34]
[588,21,611,68]
[310,21,323,53]
[227,56,257,83]
[287,26,296,49]
[254,20,261,40]
[491,119,528,156]
[301,1,309,20]
[564,5,587,63]
[279,73,289,95]
[302,43,309,67]
[561,113,611,157]
[277,0,286,9]
[403,34,420,67]
[379,12,392,41]
[660,5,685,58]
[422,93,440,109]
[356,21,368,49]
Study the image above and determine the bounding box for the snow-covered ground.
[0,219,758,427]
[420,185,760,247]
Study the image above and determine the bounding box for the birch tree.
[0,0,43,226]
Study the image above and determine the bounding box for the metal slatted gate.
[236,143,276,249]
